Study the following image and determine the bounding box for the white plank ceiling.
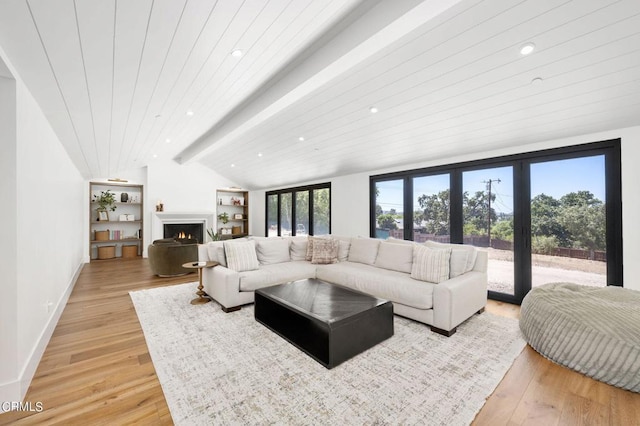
[0,0,639,189]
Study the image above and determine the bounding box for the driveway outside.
[482,248,607,295]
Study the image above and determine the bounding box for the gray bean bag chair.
[520,282,640,393]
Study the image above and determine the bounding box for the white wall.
[620,131,640,290]
[0,51,85,406]
[0,65,18,404]
[251,127,640,291]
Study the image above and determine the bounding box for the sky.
[377,155,606,214]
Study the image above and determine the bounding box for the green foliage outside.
[532,190,605,251]
[267,188,330,235]
[463,190,497,235]
[532,235,558,255]
[491,219,514,241]
[313,188,330,234]
[416,189,450,235]
[378,186,605,253]
[377,214,398,230]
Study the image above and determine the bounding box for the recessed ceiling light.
[298,136,305,142]
[520,43,535,55]
[369,106,379,113]
[153,154,158,158]
[186,110,194,116]
[231,49,243,58]
[165,138,171,144]
[258,152,263,157]
[531,77,543,85]
[231,163,235,167]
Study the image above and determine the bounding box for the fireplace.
[163,223,204,243]
[152,212,214,248]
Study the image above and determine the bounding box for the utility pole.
[482,178,501,246]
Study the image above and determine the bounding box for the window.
[370,140,622,304]
[266,183,331,236]
[373,179,403,239]
[413,174,450,243]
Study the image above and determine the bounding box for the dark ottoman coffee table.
[255,278,394,369]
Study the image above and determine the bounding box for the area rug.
[130,283,525,425]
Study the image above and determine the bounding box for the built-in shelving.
[216,188,249,239]
[90,182,144,260]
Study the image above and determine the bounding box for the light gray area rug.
[130,283,525,426]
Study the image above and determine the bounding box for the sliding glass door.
[530,155,607,288]
[266,183,331,237]
[370,140,622,304]
[413,174,450,243]
[463,166,515,297]
[373,179,404,239]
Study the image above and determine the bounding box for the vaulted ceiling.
[1,0,639,189]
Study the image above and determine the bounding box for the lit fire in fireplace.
[177,231,192,239]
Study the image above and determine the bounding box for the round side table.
[182,261,219,305]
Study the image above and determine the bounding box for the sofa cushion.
[224,240,259,272]
[316,262,434,310]
[374,241,414,273]
[447,249,469,278]
[411,245,451,283]
[255,238,290,265]
[206,241,227,267]
[239,261,318,292]
[348,238,381,265]
[424,240,477,273]
[289,236,308,261]
[311,237,339,264]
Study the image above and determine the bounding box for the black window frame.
[266,182,331,237]
[370,139,623,303]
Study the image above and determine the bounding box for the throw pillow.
[305,235,329,261]
[224,240,259,272]
[311,238,339,264]
[448,249,469,278]
[374,241,414,273]
[206,241,227,267]
[347,237,381,265]
[337,240,351,262]
[424,240,477,273]
[255,238,291,265]
[411,245,451,283]
[305,236,315,261]
[289,236,308,261]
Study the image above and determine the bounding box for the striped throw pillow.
[224,240,259,272]
[411,245,451,283]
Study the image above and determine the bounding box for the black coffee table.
[255,278,394,369]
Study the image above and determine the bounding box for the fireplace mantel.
[152,212,214,242]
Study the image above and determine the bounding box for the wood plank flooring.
[0,258,638,425]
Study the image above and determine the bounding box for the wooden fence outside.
[382,229,606,262]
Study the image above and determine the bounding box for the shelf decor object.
[93,190,117,222]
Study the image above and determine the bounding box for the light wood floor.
[1,258,638,425]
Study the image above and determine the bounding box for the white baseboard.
[6,261,83,407]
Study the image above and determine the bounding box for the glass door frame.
[370,139,622,304]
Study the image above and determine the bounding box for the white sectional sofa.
[198,236,488,336]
